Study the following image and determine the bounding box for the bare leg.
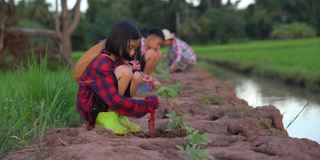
[114,67,142,133]
[114,65,143,97]
[130,71,143,97]
[143,49,162,74]
[114,64,133,95]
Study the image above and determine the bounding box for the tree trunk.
[0,15,4,54]
[60,33,73,66]
[0,22,4,54]
[54,0,81,67]
[207,0,212,9]
[0,0,3,53]
[175,10,180,37]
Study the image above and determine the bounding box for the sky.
[222,0,255,9]
[47,0,255,12]
[186,0,255,9]
[46,0,88,12]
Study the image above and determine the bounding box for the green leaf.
[186,131,211,146]
[176,145,185,151]
[184,144,212,160]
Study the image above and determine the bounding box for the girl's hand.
[124,60,141,71]
[130,60,141,71]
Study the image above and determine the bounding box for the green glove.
[94,112,128,135]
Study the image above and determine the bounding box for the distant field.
[193,38,320,91]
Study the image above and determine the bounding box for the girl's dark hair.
[147,27,165,40]
[105,21,142,61]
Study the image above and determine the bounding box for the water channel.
[200,62,320,143]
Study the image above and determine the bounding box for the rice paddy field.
[194,38,320,91]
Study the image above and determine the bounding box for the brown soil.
[134,128,188,139]
[3,68,320,160]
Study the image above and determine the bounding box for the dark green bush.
[271,22,316,39]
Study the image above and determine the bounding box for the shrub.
[271,22,316,39]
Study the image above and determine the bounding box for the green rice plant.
[195,38,320,92]
[0,56,81,156]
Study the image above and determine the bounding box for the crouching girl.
[73,21,159,135]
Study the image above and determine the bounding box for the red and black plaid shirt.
[76,54,159,124]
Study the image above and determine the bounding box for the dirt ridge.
[4,68,320,160]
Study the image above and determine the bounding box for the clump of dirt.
[157,129,187,138]
[3,68,320,160]
[134,128,187,139]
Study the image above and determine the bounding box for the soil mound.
[4,68,320,160]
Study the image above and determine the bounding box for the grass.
[72,51,85,61]
[0,57,81,156]
[228,107,248,118]
[194,38,320,91]
[201,93,224,105]
[0,49,173,156]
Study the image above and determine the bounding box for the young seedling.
[166,110,188,131]
[176,145,213,160]
[156,61,171,82]
[156,84,181,98]
[173,119,213,159]
[186,129,211,146]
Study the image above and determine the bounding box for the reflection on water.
[201,62,320,142]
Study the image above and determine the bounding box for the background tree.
[2,0,320,68]
[0,0,81,67]
[244,0,283,39]
[280,0,320,35]
[54,0,81,66]
[0,0,29,68]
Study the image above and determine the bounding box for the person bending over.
[140,27,165,88]
[162,29,197,72]
[73,21,159,135]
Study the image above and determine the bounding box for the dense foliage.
[2,0,320,61]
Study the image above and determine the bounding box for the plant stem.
[286,102,310,129]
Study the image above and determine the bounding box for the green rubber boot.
[118,115,141,133]
[94,112,128,135]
